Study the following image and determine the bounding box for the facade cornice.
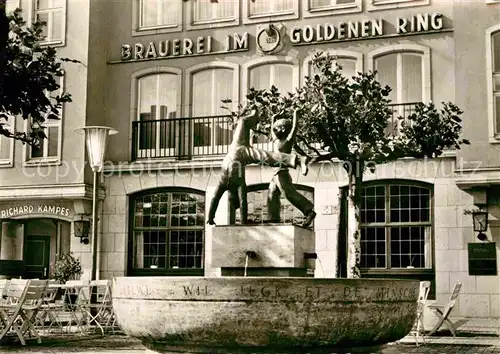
[0,183,106,201]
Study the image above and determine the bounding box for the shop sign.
[468,243,497,276]
[0,204,73,219]
[290,12,445,45]
[120,33,249,62]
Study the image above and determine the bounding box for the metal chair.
[427,282,462,337]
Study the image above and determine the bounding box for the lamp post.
[472,209,489,242]
[75,126,118,281]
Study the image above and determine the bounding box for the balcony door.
[191,68,233,156]
[137,74,178,159]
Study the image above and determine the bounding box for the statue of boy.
[267,108,316,227]
[207,104,310,225]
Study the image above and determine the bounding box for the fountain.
[112,106,419,353]
[112,224,419,353]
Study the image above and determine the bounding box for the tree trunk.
[346,161,364,278]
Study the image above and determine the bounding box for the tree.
[0,8,77,146]
[224,52,469,278]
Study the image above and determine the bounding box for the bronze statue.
[207,104,310,225]
[267,108,316,227]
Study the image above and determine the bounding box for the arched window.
[232,183,314,226]
[128,188,205,276]
[360,182,433,270]
[368,45,431,135]
[242,57,299,149]
[186,62,239,156]
[486,25,500,140]
[303,50,363,86]
[131,68,182,160]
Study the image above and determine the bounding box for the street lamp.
[75,126,118,281]
[472,209,489,242]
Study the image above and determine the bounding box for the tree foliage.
[0,8,77,145]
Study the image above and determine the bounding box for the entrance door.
[24,235,50,279]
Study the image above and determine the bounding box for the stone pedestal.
[211,224,315,277]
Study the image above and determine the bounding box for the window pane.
[493,32,500,72]
[361,227,386,268]
[51,10,63,41]
[194,0,212,21]
[361,185,386,223]
[375,54,397,102]
[274,64,294,94]
[194,0,233,21]
[6,0,18,13]
[141,0,177,27]
[390,226,427,268]
[249,65,270,91]
[401,54,422,103]
[31,139,44,158]
[336,58,356,81]
[496,95,500,134]
[192,70,212,117]
[36,13,49,40]
[47,126,59,157]
[250,0,293,15]
[0,136,11,160]
[36,0,50,9]
[310,0,331,8]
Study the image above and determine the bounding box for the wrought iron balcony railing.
[131,103,419,161]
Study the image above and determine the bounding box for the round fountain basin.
[112,277,419,353]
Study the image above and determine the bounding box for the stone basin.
[112,277,419,353]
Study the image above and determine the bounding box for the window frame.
[29,0,67,46]
[359,181,434,273]
[243,0,299,25]
[185,61,239,157]
[130,67,183,160]
[132,0,182,37]
[127,187,206,277]
[229,183,315,226]
[186,0,240,30]
[368,44,431,104]
[0,117,15,168]
[486,25,500,142]
[366,0,430,11]
[303,0,362,18]
[302,49,363,86]
[23,74,65,166]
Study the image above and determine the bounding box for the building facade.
[0,0,499,327]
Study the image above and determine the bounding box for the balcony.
[131,103,419,161]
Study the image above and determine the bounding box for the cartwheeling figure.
[267,108,316,227]
[207,104,310,225]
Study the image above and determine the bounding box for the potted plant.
[51,252,82,303]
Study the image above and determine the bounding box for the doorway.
[24,235,51,279]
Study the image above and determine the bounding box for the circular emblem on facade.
[256,25,281,54]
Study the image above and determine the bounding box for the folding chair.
[427,282,462,337]
[0,279,28,344]
[409,281,431,345]
[62,280,89,334]
[82,280,116,335]
[0,279,10,303]
[0,279,48,345]
[36,280,64,332]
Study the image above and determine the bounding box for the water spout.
[244,250,257,277]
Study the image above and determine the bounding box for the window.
[134,0,181,35]
[33,0,66,45]
[0,118,14,167]
[243,57,299,149]
[244,0,298,24]
[26,75,64,163]
[6,0,20,13]
[129,189,205,275]
[232,184,314,226]
[369,45,431,135]
[486,26,500,140]
[303,0,361,18]
[133,69,181,159]
[360,183,432,269]
[303,50,362,85]
[367,0,430,11]
[187,63,238,155]
[188,0,238,29]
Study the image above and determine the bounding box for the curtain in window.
[492,32,500,134]
[249,63,294,93]
[375,54,397,102]
[401,54,422,103]
[309,57,357,81]
[141,0,179,27]
[194,0,233,21]
[249,0,293,15]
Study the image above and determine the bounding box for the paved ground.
[0,334,498,353]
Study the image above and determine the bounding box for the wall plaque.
[468,243,497,276]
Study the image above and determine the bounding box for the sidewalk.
[0,333,498,353]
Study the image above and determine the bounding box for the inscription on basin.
[115,282,416,302]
